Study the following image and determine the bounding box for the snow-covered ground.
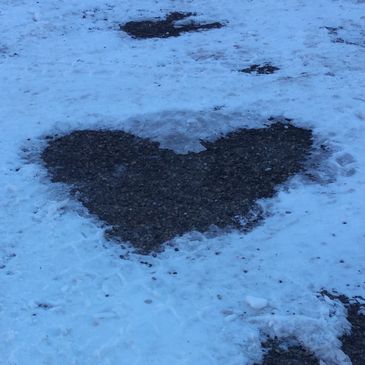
[1,0,364,364]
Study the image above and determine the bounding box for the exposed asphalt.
[120,11,223,39]
[42,122,313,253]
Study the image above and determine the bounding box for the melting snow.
[0,0,364,364]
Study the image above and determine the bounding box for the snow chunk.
[245,295,269,310]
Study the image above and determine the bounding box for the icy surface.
[0,0,364,364]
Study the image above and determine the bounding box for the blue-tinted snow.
[0,0,364,364]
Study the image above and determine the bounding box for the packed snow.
[0,0,364,364]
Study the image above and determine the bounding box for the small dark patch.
[256,340,320,365]
[42,122,312,254]
[240,64,280,75]
[120,12,223,39]
[323,26,364,48]
[37,303,53,310]
[140,261,153,268]
[324,26,343,36]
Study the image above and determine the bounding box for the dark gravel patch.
[256,340,319,365]
[240,64,280,75]
[321,290,365,365]
[341,302,365,365]
[42,122,313,254]
[253,291,365,364]
[120,12,223,39]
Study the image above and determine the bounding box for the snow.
[0,0,364,364]
[244,296,269,310]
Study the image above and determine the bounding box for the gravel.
[42,122,313,254]
[120,12,223,39]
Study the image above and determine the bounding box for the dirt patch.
[42,122,313,254]
[256,340,319,365]
[257,292,365,364]
[341,302,365,364]
[240,64,280,75]
[321,290,365,365]
[120,12,223,39]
